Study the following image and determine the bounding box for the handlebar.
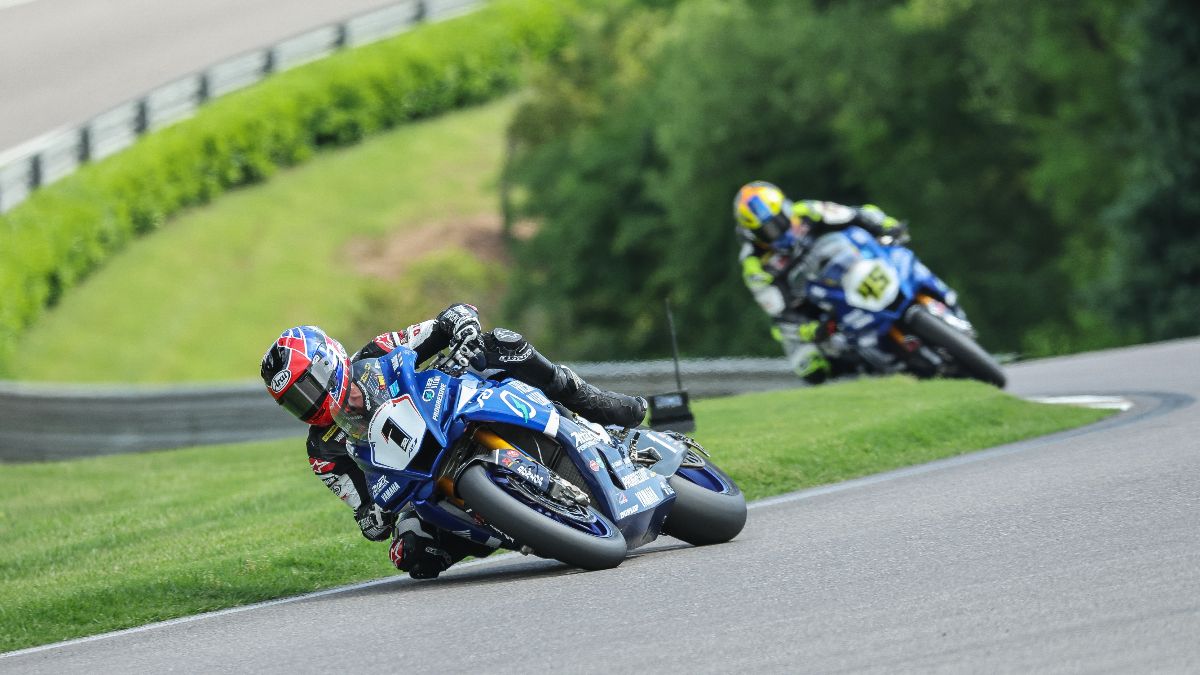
[432,331,483,376]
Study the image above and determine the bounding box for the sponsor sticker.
[617,505,639,519]
[381,482,401,501]
[636,487,660,508]
[621,468,653,489]
[500,391,536,422]
[309,457,335,474]
[269,370,291,393]
[570,429,601,449]
[588,459,600,472]
[370,475,389,497]
[432,381,447,421]
[516,465,545,488]
[422,376,442,402]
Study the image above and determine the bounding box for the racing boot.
[390,507,496,579]
[481,328,647,428]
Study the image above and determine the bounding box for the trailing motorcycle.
[787,225,1006,387]
[334,339,747,571]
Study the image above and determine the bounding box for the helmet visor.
[277,369,330,422]
[277,352,338,423]
[747,195,788,244]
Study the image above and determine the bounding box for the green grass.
[0,377,1111,653]
[9,97,516,384]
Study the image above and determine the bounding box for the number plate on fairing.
[844,259,900,311]
[367,395,428,471]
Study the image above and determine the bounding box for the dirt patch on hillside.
[345,214,514,279]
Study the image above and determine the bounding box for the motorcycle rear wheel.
[457,464,628,571]
[663,458,747,546]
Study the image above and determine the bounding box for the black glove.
[880,220,910,246]
[354,503,397,542]
[435,303,481,344]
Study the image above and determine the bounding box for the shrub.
[0,0,575,372]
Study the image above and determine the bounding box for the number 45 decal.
[857,264,892,301]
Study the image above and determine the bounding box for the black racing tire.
[457,464,627,571]
[662,462,747,546]
[905,306,1007,388]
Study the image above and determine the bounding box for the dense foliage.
[504,0,1197,359]
[1104,0,1200,342]
[0,0,573,372]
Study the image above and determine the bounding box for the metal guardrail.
[0,358,799,462]
[0,0,484,213]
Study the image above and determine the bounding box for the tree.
[1104,0,1200,341]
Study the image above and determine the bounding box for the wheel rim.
[674,454,736,495]
[489,471,617,539]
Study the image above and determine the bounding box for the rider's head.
[260,326,351,426]
[733,181,803,252]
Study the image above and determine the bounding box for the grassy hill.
[10,98,516,383]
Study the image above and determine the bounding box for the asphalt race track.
[2,338,1197,673]
[0,0,405,153]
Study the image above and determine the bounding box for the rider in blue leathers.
[260,304,647,579]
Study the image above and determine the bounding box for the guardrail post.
[79,127,91,163]
[415,0,427,23]
[135,99,149,134]
[263,47,276,75]
[29,153,43,190]
[197,72,211,104]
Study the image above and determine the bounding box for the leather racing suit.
[739,200,911,383]
[305,310,646,579]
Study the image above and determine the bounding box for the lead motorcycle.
[786,225,1006,387]
[333,337,747,571]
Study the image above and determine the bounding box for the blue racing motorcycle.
[333,339,746,571]
[787,225,1006,387]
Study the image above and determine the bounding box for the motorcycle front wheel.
[905,306,1007,388]
[457,464,628,571]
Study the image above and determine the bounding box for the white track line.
[1026,395,1133,411]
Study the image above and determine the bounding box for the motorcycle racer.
[734,181,925,383]
[259,303,647,579]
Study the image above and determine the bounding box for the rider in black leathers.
[261,304,647,579]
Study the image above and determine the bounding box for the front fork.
[445,427,590,508]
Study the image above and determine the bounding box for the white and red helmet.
[260,326,350,426]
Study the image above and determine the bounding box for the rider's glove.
[354,503,397,541]
[881,220,910,246]
[436,303,481,344]
[860,204,910,245]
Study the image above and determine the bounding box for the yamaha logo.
[270,370,291,393]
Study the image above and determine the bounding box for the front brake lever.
[440,336,483,376]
